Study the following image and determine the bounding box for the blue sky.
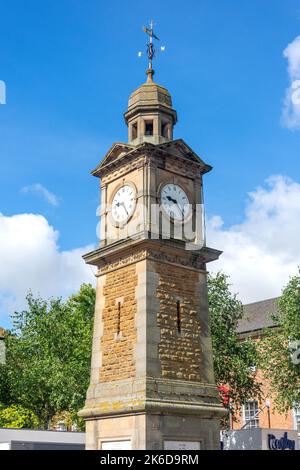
[1,0,300,326]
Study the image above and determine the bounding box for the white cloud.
[207,175,300,304]
[1,174,299,323]
[21,183,60,207]
[0,213,95,326]
[282,36,300,129]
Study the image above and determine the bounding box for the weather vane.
[138,20,165,75]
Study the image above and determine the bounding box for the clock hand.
[114,201,128,217]
[166,196,184,218]
[176,203,184,218]
[120,201,129,215]
[166,195,177,204]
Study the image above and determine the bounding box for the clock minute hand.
[176,203,184,218]
[120,201,129,215]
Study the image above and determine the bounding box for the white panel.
[0,442,10,450]
[164,440,201,450]
[101,440,132,450]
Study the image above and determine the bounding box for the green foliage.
[0,273,268,427]
[0,283,95,429]
[208,272,262,413]
[258,270,300,413]
[0,363,11,406]
[0,404,39,429]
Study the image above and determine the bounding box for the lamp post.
[265,399,271,428]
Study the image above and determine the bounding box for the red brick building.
[233,298,300,435]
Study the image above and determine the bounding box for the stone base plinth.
[85,412,221,450]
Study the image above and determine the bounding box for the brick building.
[233,298,300,436]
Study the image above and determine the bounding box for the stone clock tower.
[79,30,225,449]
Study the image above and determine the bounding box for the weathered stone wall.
[99,264,137,383]
[155,264,202,381]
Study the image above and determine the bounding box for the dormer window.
[145,120,153,136]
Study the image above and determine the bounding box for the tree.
[0,283,95,429]
[0,273,263,428]
[0,404,39,429]
[258,270,300,413]
[208,272,262,416]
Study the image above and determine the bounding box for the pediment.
[91,139,212,178]
[91,142,135,177]
[157,139,212,173]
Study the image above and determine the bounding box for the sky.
[1,0,300,327]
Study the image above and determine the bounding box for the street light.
[265,399,271,428]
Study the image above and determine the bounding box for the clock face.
[160,184,190,221]
[111,184,136,224]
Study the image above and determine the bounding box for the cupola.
[124,68,177,145]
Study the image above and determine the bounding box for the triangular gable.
[157,139,212,173]
[91,142,135,176]
[91,139,212,178]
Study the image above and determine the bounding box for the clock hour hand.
[166,196,184,217]
[115,201,128,214]
[166,195,177,204]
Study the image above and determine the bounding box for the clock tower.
[79,27,226,450]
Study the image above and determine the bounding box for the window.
[114,300,123,341]
[243,400,259,429]
[131,122,138,140]
[117,301,121,336]
[294,406,300,434]
[161,121,170,139]
[56,421,67,432]
[145,120,153,136]
[176,300,181,334]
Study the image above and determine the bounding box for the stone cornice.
[83,236,222,274]
[78,376,226,420]
[92,140,211,180]
[79,401,226,420]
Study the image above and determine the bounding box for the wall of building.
[232,395,294,431]
[99,264,137,383]
[155,263,202,381]
[232,348,295,432]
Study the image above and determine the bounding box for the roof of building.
[0,428,85,445]
[237,298,279,334]
[127,69,174,112]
